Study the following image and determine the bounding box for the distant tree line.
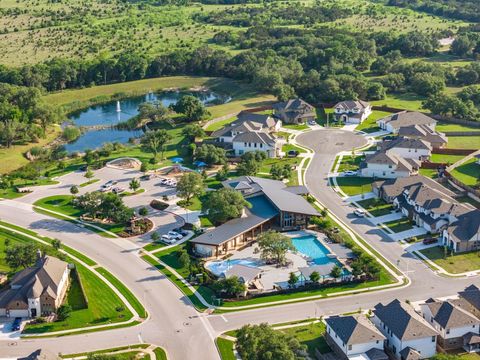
[387,0,480,22]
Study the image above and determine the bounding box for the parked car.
[140,174,152,181]
[287,150,299,157]
[354,208,366,217]
[112,187,125,194]
[161,234,175,244]
[308,120,317,126]
[160,178,169,185]
[344,170,357,176]
[173,228,188,236]
[101,180,118,190]
[11,317,22,331]
[423,237,438,245]
[168,231,183,240]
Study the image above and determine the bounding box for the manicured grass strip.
[28,321,142,339]
[79,179,100,187]
[356,198,394,217]
[34,195,83,217]
[141,255,208,311]
[61,244,97,266]
[96,267,147,318]
[337,155,362,172]
[217,338,236,360]
[282,143,307,154]
[450,158,480,187]
[61,344,149,358]
[335,177,373,196]
[283,123,309,131]
[279,322,330,357]
[143,242,167,252]
[154,347,168,360]
[205,116,236,132]
[383,218,414,233]
[420,247,480,274]
[447,136,480,150]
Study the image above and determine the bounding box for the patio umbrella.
[171,157,184,164]
[194,161,207,168]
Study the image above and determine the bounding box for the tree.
[176,172,204,206]
[411,73,445,97]
[70,185,79,197]
[99,192,134,223]
[140,129,172,161]
[451,36,474,57]
[182,123,206,140]
[195,144,227,166]
[257,231,296,266]
[5,243,37,269]
[215,164,229,181]
[151,232,160,242]
[140,161,148,173]
[270,163,292,180]
[214,276,246,298]
[202,188,250,225]
[171,95,209,122]
[85,168,94,179]
[237,151,267,176]
[330,265,342,280]
[236,323,307,360]
[138,101,170,124]
[288,272,298,288]
[57,304,72,321]
[129,178,140,192]
[51,239,62,251]
[309,271,320,283]
[139,207,148,216]
[178,249,191,269]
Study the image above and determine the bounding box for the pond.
[64,90,229,153]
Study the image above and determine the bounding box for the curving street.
[0,128,477,359]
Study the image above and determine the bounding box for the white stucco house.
[231,131,283,158]
[377,111,437,134]
[360,151,420,179]
[379,137,432,161]
[334,100,372,124]
[325,315,388,360]
[419,299,480,351]
[372,300,438,359]
[0,253,69,318]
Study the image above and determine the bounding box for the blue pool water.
[291,235,334,265]
[205,259,260,277]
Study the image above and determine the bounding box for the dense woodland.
[387,0,480,22]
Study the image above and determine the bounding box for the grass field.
[450,158,480,187]
[33,195,84,217]
[370,93,425,112]
[335,177,374,196]
[447,136,480,150]
[279,322,330,357]
[355,110,393,133]
[420,247,480,274]
[430,154,466,164]
[419,168,438,179]
[437,122,480,132]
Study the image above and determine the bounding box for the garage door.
[0,308,5,316]
[8,310,29,318]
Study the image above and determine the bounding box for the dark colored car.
[11,317,22,331]
[423,237,438,245]
[173,228,188,236]
[287,150,299,157]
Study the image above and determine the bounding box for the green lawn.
[451,158,480,187]
[205,116,236,132]
[355,110,393,133]
[282,143,306,154]
[370,93,425,111]
[279,322,330,358]
[356,198,394,217]
[337,155,363,172]
[437,122,480,132]
[217,338,236,360]
[79,179,100,187]
[335,177,374,196]
[33,195,83,217]
[96,267,147,319]
[178,196,203,211]
[447,136,480,150]
[282,123,309,131]
[430,154,465,164]
[383,218,414,233]
[259,157,301,174]
[154,347,168,360]
[420,247,480,274]
[199,216,214,227]
[419,168,438,179]
[143,242,167,252]
[62,345,150,358]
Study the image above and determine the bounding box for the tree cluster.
[74,192,134,224]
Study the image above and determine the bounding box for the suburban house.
[211,112,284,158]
[190,176,319,258]
[442,209,480,253]
[334,100,372,124]
[398,124,447,149]
[419,299,480,351]
[272,98,316,124]
[453,285,480,319]
[372,299,438,359]
[325,315,387,360]
[377,112,437,134]
[378,137,432,161]
[0,253,70,318]
[360,151,420,179]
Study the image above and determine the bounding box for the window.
[432,336,436,342]
[348,345,352,351]
[446,329,450,334]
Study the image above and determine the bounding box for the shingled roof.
[372,175,455,200]
[426,300,479,329]
[326,315,385,345]
[378,111,436,130]
[374,300,438,341]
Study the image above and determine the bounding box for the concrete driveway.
[0,318,22,340]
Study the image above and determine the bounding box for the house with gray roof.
[325,315,387,360]
[454,285,480,318]
[372,299,438,359]
[334,100,372,124]
[419,299,480,350]
[190,177,319,258]
[378,137,432,161]
[0,253,69,318]
[377,112,437,134]
[272,98,316,124]
[442,209,480,253]
[360,151,420,179]
[398,124,447,149]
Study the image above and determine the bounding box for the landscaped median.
[60,344,167,360]
[0,221,147,336]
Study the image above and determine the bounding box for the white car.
[161,234,176,244]
[112,187,125,194]
[354,208,366,217]
[168,231,183,240]
[102,180,118,188]
[344,170,357,176]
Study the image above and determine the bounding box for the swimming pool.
[205,259,260,277]
[291,235,335,265]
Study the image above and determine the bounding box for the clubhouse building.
[191,176,319,258]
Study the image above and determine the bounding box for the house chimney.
[36,249,43,261]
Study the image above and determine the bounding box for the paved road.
[0,128,477,358]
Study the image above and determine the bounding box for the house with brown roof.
[372,300,438,359]
[377,112,437,134]
[378,137,432,161]
[334,100,372,124]
[325,315,387,360]
[360,151,420,179]
[419,299,480,351]
[272,98,316,124]
[0,253,69,318]
[398,124,447,149]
